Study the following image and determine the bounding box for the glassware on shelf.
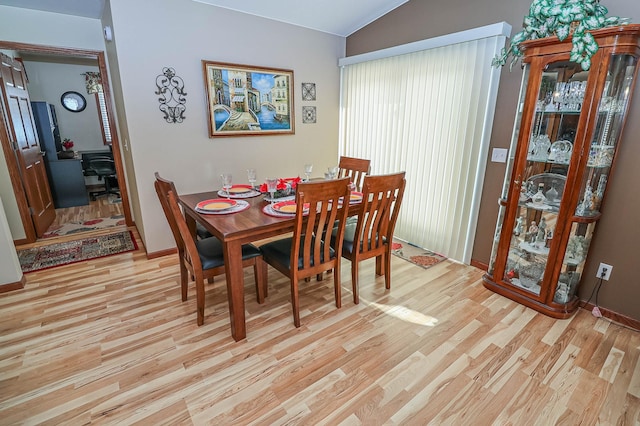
[514,216,525,236]
[552,80,587,111]
[593,175,607,210]
[528,135,551,161]
[544,184,559,205]
[554,282,570,303]
[548,140,572,163]
[531,183,547,206]
[564,235,589,265]
[518,261,545,290]
[576,180,595,216]
[587,144,614,167]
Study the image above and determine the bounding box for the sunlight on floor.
[369,301,439,327]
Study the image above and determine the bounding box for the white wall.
[0,6,105,239]
[108,0,346,253]
[0,1,346,254]
[0,197,22,285]
[24,60,108,153]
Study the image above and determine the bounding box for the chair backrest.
[154,172,185,253]
[88,157,116,176]
[292,177,352,278]
[338,156,371,191]
[166,189,203,273]
[352,172,406,257]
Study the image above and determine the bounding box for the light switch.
[491,148,508,163]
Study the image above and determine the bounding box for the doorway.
[0,41,132,244]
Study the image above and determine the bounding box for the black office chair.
[87,157,120,200]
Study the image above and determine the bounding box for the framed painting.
[202,60,295,137]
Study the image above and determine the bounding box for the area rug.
[18,230,137,273]
[41,215,126,239]
[391,239,447,269]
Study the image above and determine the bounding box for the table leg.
[223,239,246,341]
[185,213,197,239]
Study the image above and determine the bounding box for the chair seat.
[260,235,335,271]
[333,222,387,256]
[196,222,213,239]
[196,237,261,270]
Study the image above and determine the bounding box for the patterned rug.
[18,230,137,273]
[391,240,447,269]
[41,215,126,239]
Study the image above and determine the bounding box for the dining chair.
[154,172,267,326]
[259,177,352,327]
[338,156,371,191]
[333,171,406,304]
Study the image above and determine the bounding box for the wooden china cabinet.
[483,24,640,318]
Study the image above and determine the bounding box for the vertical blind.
[339,29,506,263]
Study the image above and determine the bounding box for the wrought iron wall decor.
[301,82,316,101]
[155,67,187,123]
[302,106,316,124]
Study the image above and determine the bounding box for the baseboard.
[580,302,640,331]
[476,258,640,330]
[146,247,176,259]
[13,237,29,246]
[0,275,26,293]
[470,259,488,271]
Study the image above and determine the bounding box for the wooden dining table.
[179,190,361,341]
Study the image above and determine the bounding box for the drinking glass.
[265,178,278,203]
[327,166,339,179]
[220,173,233,198]
[303,164,313,181]
[247,168,257,189]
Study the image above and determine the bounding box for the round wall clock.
[60,91,87,112]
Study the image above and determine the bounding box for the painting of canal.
[203,61,295,137]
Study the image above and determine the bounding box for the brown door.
[0,54,55,237]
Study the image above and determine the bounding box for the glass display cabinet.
[484,25,640,318]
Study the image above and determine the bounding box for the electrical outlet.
[597,262,612,280]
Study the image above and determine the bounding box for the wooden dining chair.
[334,172,406,304]
[338,156,371,191]
[154,173,267,326]
[259,177,352,327]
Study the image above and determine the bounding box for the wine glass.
[265,177,278,203]
[327,165,339,179]
[220,173,233,198]
[247,168,257,189]
[303,164,313,181]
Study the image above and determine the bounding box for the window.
[95,92,112,145]
[339,24,509,263]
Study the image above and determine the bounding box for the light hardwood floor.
[1,228,639,424]
[47,194,124,230]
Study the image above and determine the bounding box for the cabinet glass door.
[555,54,639,303]
[502,59,587,295]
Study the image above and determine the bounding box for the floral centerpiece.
[62,138,74,150]
[259,177,302,199]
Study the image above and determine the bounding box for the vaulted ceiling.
[0,0,409,36]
